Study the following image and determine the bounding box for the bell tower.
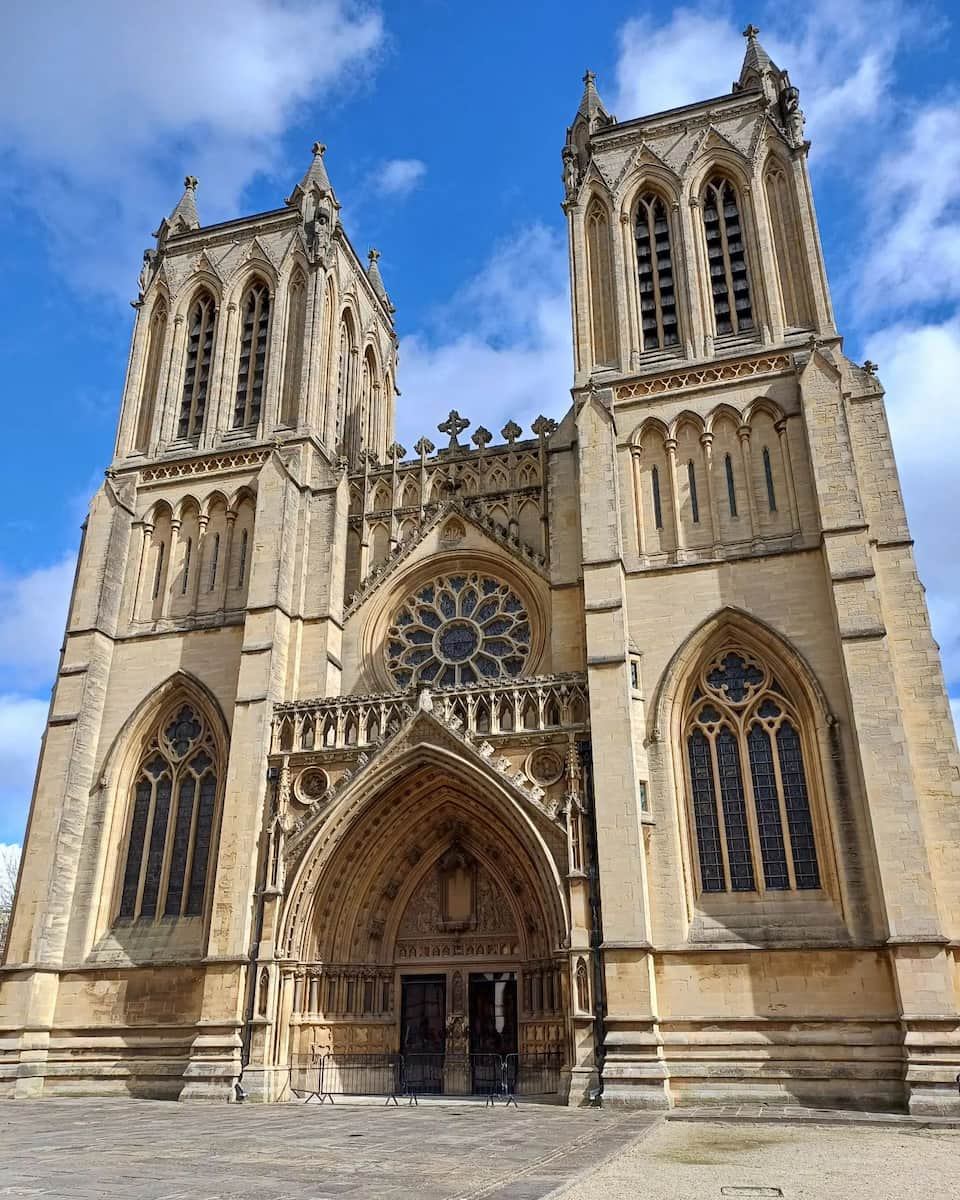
[565,27,960,1113]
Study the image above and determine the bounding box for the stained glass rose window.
[386,573,531,688]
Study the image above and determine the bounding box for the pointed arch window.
[233,279,271,429]
[635,192,679,350]
[118,701,221,922]
[702,177,754,336]
[135,300,167,452]
[684,646,822,896]
[178,291,216,439]
[765,163,812,330]
[280,270,307,427]
[336,310,357,454]
[586,199,618,367]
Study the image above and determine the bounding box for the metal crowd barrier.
[290,1051,563,1106]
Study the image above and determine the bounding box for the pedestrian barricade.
[290,1051,562,1106]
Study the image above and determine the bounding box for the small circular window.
[386,572,531,689]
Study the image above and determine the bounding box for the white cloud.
[613,8,742,121]
[396,225,571,449]
[373,158,427,198]
[0,697,48,847]
[864,316,960,688]
[0,557,76,691]
[860,102,960,314]
[0,1,384,297]
[611,2,909,159]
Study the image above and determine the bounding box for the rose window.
[386,573,531,688]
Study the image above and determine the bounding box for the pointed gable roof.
[286,141,337,208]
[576,68,614,131]
[168,175,200,232]
[737,23,779,93]
[366,248,395,314]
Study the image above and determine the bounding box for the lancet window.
[702,177,754,336]
[280,270,307,427]
[233,279,271,429]
[178,291,216,439]
[684,646,821,896]
[135,300,167,452]
[586,199,618,367]
[635,192,679,350]
[118,701,221,922]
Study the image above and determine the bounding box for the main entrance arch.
[259,712,592,1100]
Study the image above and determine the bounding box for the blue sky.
[1,0,959,849]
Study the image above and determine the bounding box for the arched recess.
[139,501,173,621]
[762,154,813,331]
[652,607,841,920]
[197,492,228,614]
[226,489,256,608]
[133,294,168,453]
[336,305,360,459]
[707,405,748,545]
[672,413,710,551]
[585,195,619,368]
[279,266,308,427]
[96,670,230,942]
[276,735,570,1059]
[169,498,201,618]
[743,399,794,539]
[630,418,675,558]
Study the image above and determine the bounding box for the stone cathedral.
[4,29,960,1114]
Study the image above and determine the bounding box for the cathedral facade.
[4,30,960,1113]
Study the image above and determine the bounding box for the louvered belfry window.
[684,647,822,896]
[178,291,216,439]
[702,177,754,336]
[118,702,220,922]
[635,192,679,350]
[233,280,271,429]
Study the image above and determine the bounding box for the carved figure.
[137,249,156,299]
[562,146,579,200]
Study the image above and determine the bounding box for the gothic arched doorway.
[266,731,582,1098]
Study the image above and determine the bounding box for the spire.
[366,248,395,316]
[152,175,200,245]
[168,175,200,232]
[577,69,612,131]
[298,141,333,196]
[737,23,778,94]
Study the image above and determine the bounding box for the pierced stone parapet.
[272,672,589,756]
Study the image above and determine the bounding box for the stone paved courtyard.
[0,1099,655,1200]
[2,1100,959,1200]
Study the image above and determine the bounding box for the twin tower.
[4,30,960,1115]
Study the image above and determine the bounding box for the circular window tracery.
[386,572,531,688]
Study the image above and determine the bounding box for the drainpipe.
[237,768,276,1101]
[579,738,607,1102]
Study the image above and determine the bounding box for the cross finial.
[184,175,198,190]
[582,69,596,86]
[311,141,326,157]
[742,23,760,40]
[368,247,381,263]
[437,409,470,453]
